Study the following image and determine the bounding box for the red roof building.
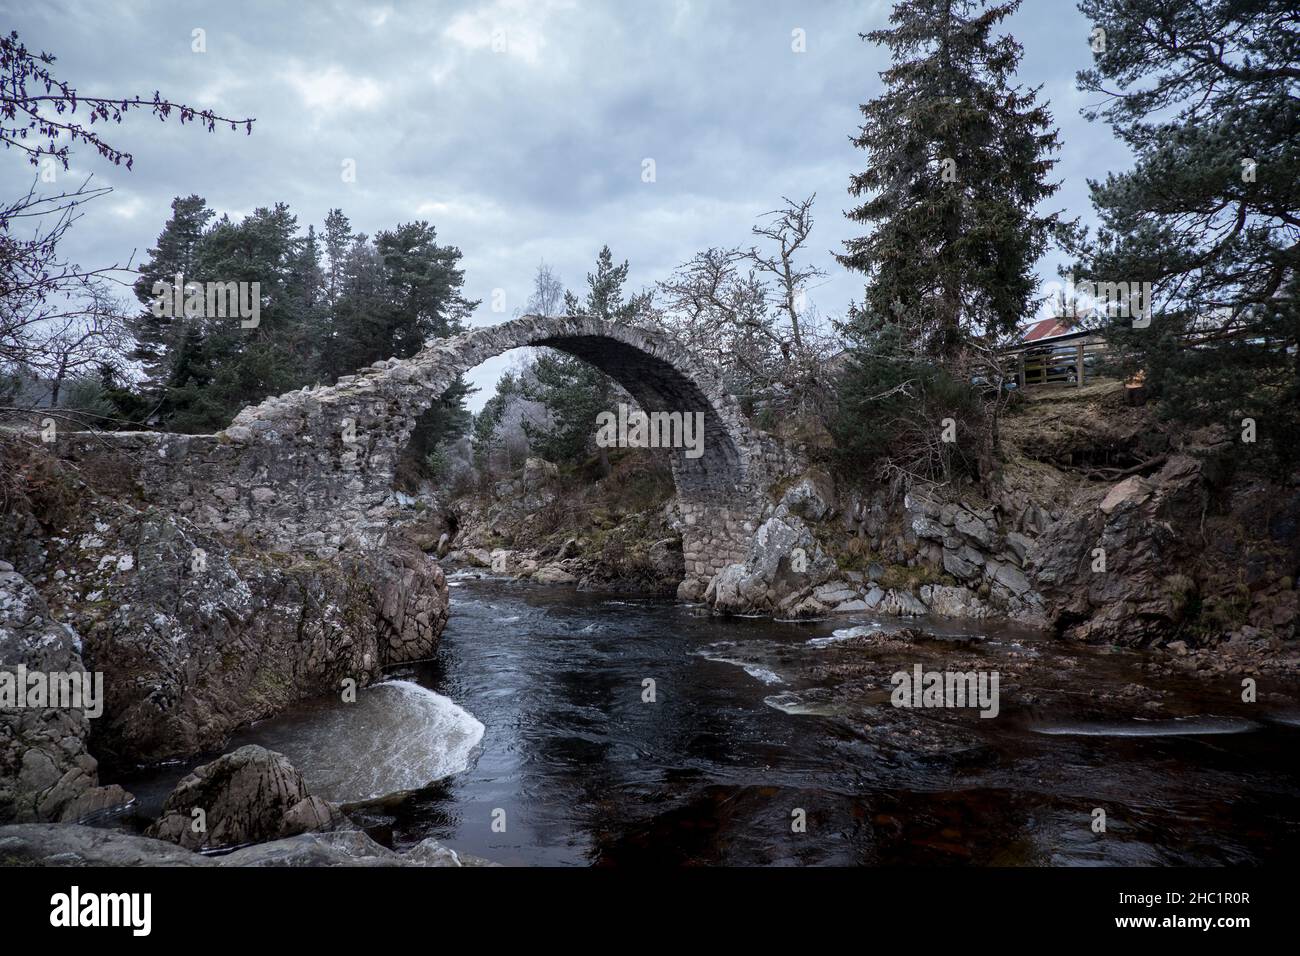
[1020,317,1073,342]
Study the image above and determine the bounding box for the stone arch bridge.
[66,316,791,595]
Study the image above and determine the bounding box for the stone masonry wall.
[56,316,778,592]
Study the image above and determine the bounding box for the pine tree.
[524,246,650,471]
[837,0,1062,356]
[327,221,474,379]
[174,203,303,432]
[322,208,352,307]
[125,202,477,440]
[1073,0,1300,472]
[128,195,214,407]
[134,203,321,433]
[377,222,473,340]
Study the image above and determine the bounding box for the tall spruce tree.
[128,195,214,412]
[837,0,1062,356]
[1073,0,1300,472]
[831,0,1063,482]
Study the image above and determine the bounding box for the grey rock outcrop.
[217,831,473,866]
[902,488,1046,623]
[1029,455,1204,645]
[16,494,446,765]
[1,565,132,824]
[707,509,838,614]
[146,745,344,851]
[779,470,837,522]
[0,823,213,866]
[0,823,493,867]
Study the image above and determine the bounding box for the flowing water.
[119,573,1300,865]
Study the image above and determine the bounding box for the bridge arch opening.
[393,329,745,505]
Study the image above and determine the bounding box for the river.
[119,572,1300,865]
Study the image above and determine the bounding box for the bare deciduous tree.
[1,29,253,172]
[649,195,839,419]
[1,177,135,416]
[0,29,255,431]
[747,194,827,353]
[524,260,565,318]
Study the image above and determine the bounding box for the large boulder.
[951,507,997,551]
[877,589,929,616]
[533,564,577,585]
[707,510,837,614]
[1030,455,1205,645]
[146,745,344,851]
[920,584,989,619]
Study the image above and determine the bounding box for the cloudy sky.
[3,0,1132,409]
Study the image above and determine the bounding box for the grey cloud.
[2,0,1125,409]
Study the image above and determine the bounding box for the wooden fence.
[1001,332,1109,389]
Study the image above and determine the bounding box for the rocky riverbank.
[3,378,1296,858]
[417,452,687,596]
[432,383,1298,675]
[0,822,492,866]
[0,743,493,865]
[1,439,452,846]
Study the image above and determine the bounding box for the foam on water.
[244,680,485,804]
[764,691,839,715]
[808,624,882,647]
[738,663,784,685]
[1029,715,1259,737]
[692,641,785,685]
